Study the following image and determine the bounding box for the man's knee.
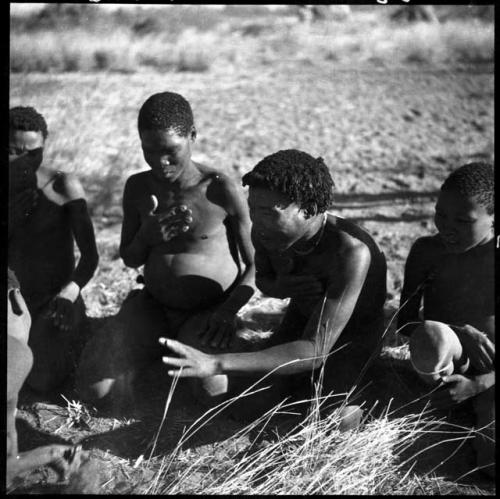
[409,320,461,379]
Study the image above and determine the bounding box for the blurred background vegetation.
[10,4,494,74]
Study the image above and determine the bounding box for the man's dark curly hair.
[9,106,48,140]
[242,149,335,216]
[441,162,494,215]
[138,92,194,136]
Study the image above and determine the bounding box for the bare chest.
[139,183,228,240]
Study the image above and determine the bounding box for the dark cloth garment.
[26,294,86,392]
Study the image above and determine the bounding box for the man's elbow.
[120,249,143,269]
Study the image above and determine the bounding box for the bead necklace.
[292,213,328,256]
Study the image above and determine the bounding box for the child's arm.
[61,175,99,294]
[161,239,372,377]
[199,176,256,348]
[48,174,99,332]
[120,177,150,268]
[119,177,192,268]
[397,239,432,337]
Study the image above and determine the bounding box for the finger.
[148,195,159,215]
[483,341,495,361]
[201,324,218,346]
[158,338,192,357]
[210,325,228,349]
[166,368,195,378]
[162,356,191,368]
[220,329,232,350]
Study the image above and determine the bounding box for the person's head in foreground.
[7,267,31,343]
[9,106,48,190]
[435,162,494,254]
[242,149,335,252]
[138,91,196,183]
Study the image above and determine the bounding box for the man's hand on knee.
[430,374,481,409]
[44,296,76,332]
[199,309,238,350]
[451,324,495,373]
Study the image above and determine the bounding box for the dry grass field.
[8,4,495,495]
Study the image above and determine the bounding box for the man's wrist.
[59,281,80,303]
[212,355,224,375]
[474,372,495,393]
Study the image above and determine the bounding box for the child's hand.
[451,324,495,372]
[199,309,238,349]
[159,338,219,378]
[138,195,193,246]
[430,374,479,409]
[275,274,323,300]
[45,297,75,332]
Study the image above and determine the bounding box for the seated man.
[8,106,99,393]
[7,268,83,489]
[160,149,387,421]
[76,91,256,405]
[397,162,495,479]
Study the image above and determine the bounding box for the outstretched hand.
[430,374,479,410]
[138,195,193,246]
[159,337,219,378]
[451,324,495,372]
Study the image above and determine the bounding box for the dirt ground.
[8,61,494,494]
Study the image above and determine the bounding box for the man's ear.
[189,126,197,143]
[302,202,318,219]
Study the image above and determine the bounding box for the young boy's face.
[434,189,493,253]
[9,129,45,173]
[139,127,195,183]
[248,186,310,252]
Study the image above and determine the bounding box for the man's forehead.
[249,187,292,206]
[437,190,489,214]
[9,129,44,145]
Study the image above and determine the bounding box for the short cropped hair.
[8,268,20,291]
[242,149,335,216]
[138,92,194,136]
[9,106,48,140]
[441,162,494,215]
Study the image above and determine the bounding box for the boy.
[8,106,99,393]
[160,149,387,418]
[7,268,83,488]
[397,162,495,478]
[76,91,255,404]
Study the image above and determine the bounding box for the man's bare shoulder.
[325,216,375,258]
[199,165,245,209]
[39,166,86,204]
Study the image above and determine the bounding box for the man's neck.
[167,161,202,190]
[292,213,327,253]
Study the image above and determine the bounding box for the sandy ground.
[8,62,494,494]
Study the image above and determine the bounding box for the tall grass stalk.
[141,270,481,494]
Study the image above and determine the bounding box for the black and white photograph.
[7,2,495,494]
